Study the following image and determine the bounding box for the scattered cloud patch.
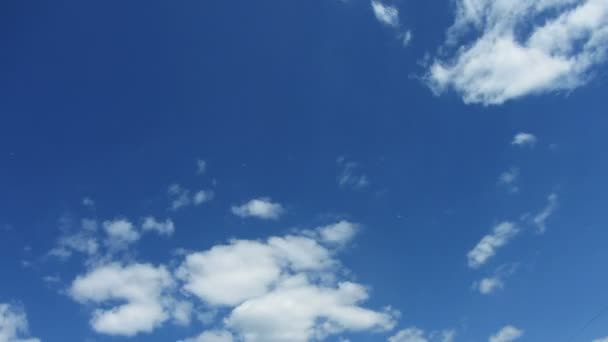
[317,220,359,246]
[49,218,99,260]
[489,325,523,342]
[82,197,95,208]
[467,222,519,269]
[231,198,284,220]
[533,193,559,233]
[498,168,520,193]
[426,0,608,105]
[475,276,504,295]
[69,263,176,337]
[142,217,175,236]
[337,157,369,190]
[371,0,399,27]
[593,337,608,342]
[511,133,537,147]
[0,303,41,342]
[197,159,207,175]
[169,184,214,211]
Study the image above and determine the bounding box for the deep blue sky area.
[1,1,608,342]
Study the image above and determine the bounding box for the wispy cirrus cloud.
[467,222,519,269]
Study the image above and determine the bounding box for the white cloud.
[142,217,175,236]
[371,0,399,27]
[389,328,455,342]
[498,168,520,193]
[179,330,234,342]
[337,157,369,190]
[193,190,214,205]
[177,221,395,341]
[399,30,413,47]
[317,221,359,246]
[475,276,504,295]
[533,193,559,233]
[231,198,284,220]
[169,184,213,210]
[426,0,608,105]
[82,197,95,207]
[467,222,519,269]
[511,133,538,147]
[69,263,175,337]
[593,337,608,342]
[389,327,428,342]
[489,325,523,342]
[0,304,41,342]
[103,219,140,250]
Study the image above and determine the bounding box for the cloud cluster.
[67,221,395,341]
[0,304,40,342]
[371,0,399,27]
[467,222,519,269]
[426,0,608,105]
[337,157,369,190]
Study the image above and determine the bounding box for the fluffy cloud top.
[489,325,523,342]
[467,222,519,268]
[0,304,40,342]
[177,221,396,341]
[103,219,140,249]
[231,198,285,220]
[69,263,175,336]
[426,0,608,105]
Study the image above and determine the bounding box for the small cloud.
[178,330,234,342]
[337,157,369,190]
[231,198,285,220]
[371,0,399,27]
[43,275,61,284]
[498,167,520,193]
[103,219,140,250]
[389,327,455,342]
[142,217,175,236]
[317,220,359,246]
[467,222,519,269]
[532,193,558,233]
[511,133,537,147]
[82,197,95,207]
[475,276,504,295]
[193,190,214,205]
[489,325,523,342]
[593,337,608,342]
[196,159,207,175]
[49,218,99,260]
[399,30,413,47]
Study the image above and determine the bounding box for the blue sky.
[1,0,608,341]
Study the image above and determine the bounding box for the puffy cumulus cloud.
[177,221,396,341]
[389,327,455,342]
[371,0,399,27]
[489,325,523,342]
[533,193,559,233]
[0,304,40,342]
[467,222,519,269]
[169,184,214,210]
[142,217,175,236]
[337,157,369,190]
[231,198,284,220]
[68,263,176,336]
[317,220,359,246]
[226,275,395,341]
[511,133,537,147]
[103,219,140,249]
[426,0,608,105]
